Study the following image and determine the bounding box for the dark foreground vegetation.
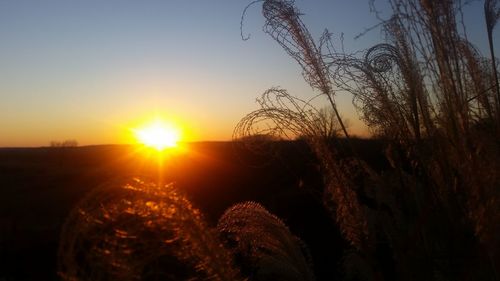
[0,140,385,280]
[234,0,500,280]
[2,0,500,280]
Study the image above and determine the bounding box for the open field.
[2,1,500,280]
[0,140,388,280]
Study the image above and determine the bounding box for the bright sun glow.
[133,120,181,151]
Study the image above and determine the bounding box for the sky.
[0,0,496,147]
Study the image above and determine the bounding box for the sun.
[133,120,181,151]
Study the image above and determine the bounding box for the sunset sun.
[133,120,181,151]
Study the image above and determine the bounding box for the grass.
[58,177,242,281]
[237,0,500,280]
[3,1,499,280]
[1,142,356,280]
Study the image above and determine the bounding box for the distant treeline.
[50,140,78,148]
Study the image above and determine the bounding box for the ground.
[0,140,387,280]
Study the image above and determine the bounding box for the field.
[0,140,388,280]
[2,0,500,280]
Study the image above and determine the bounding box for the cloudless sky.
[0,0,496,147]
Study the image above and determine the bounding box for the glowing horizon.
[0,1,491,147]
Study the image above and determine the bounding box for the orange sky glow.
[0,1,492,147]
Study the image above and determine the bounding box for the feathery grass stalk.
[485,0,500,114]
[218,202,315,281]
[261,0,351,140]
[234,88,342,142]
[58,177,243,281]
[238,0,500,279]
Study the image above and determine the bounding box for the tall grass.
[485,0,500,113]
[237,0,500,279]
[218,202,315,281]
[58,177,242,281]
[58,178,315,280]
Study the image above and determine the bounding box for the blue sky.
[0,0,496,146]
